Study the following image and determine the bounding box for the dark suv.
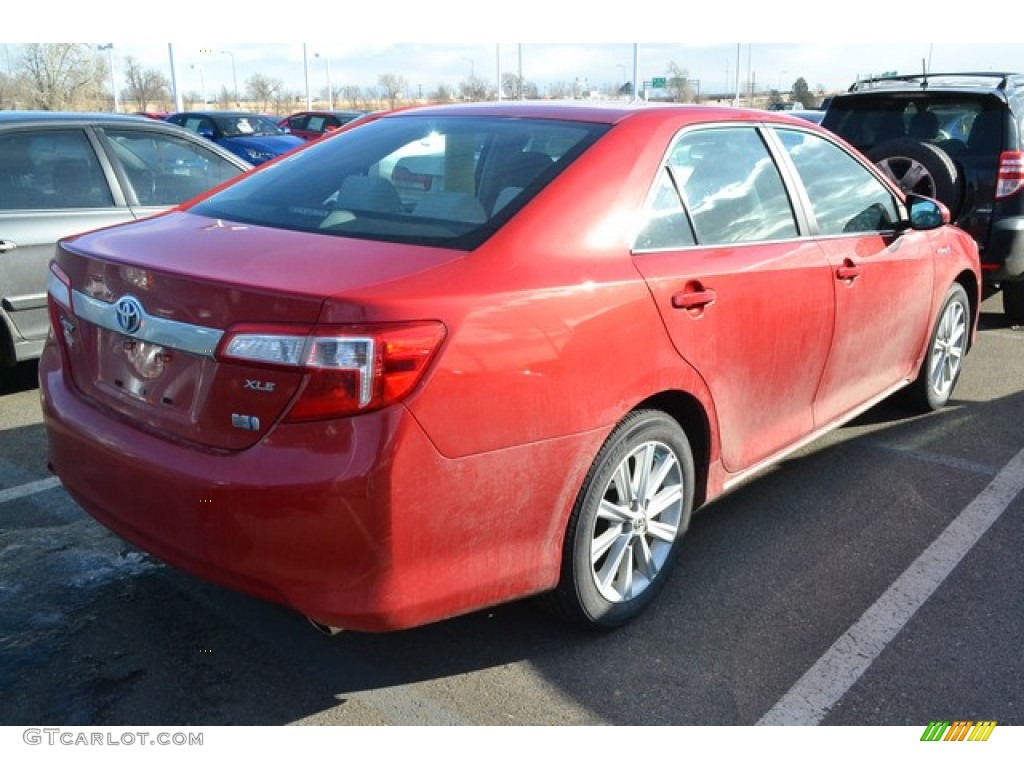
[823,72,1024,322]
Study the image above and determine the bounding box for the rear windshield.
[823,93,1005,155]
[190,115,608,250]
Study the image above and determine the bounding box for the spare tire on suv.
[866,138,963,217]
[822,72,1024,325]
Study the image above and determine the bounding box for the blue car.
[165,111,305,165]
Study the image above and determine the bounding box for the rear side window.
[191,115,608,250]
[776,128,899,235]
[0,129,112,210]
[668,126,798,246]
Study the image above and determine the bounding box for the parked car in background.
[822,72,1024,322]
[0,112,250,367]
[133,111,169,121]
[279,110,367,141]
[41,102,979,634]
[165,111,304,165]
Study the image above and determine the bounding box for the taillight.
[217,321,446,421]
[47,262,73,349]
[48,262,72,310]
[996,151,1024,200]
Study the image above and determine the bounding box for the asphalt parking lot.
[1,294,1022,728]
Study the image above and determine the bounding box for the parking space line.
[0,476,62,505]
[757,446,1024,726]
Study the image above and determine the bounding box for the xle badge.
[244,379,276,393]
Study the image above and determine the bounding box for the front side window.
[190,115,608,250]
[776,128,900,235]
[102,128,243,206]
[672,126,798,246]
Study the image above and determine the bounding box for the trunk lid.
[51,211,460,450]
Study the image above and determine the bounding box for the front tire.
[546,410,695,629]
[905,283,970,412]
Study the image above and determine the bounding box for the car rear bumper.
[982,214,1024,281]
[40,339,595,631]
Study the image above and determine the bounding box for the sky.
[5,2,1023,101]
[18,42,1024,102]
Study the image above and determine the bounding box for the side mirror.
[906,194,949,230]
[198,128,215,140]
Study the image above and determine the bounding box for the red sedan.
[278,109,367,141]
[40,102,980,632]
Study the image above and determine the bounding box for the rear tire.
[543,410,695,629]
[905,283,970,412]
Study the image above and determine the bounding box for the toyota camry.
[40,102,980,632]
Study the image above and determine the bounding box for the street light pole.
[315,53,333,109]
[303,44,311,110]
[190,63,206,107]
[220,50,237,105]
[97,44,119,112]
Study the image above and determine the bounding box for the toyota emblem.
[115,296,144,335]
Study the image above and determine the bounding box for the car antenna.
[921,58,929,90]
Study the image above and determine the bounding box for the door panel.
[632,126,834,472]
[772,127,935,424]
[0,128,130,354]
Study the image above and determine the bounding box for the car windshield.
[189,114,608,250]
[213,114,286,137]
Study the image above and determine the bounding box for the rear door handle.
[0,240,17,253]
[671,289,717,309]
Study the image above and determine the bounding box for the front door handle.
[0,240,17,253]
[836,259,862,282]
[672,288,717,310]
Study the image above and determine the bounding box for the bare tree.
[458,75,490,102]
[123,56,170,112]
[547,81,572,100]
[378,73,408,109]
[502,72,523,100]
[216,85,233,110]
[340,85,364,109]
[246,72,283,112]
[20,43,102,110]
[666,61,694,103]
[430,83,455,103]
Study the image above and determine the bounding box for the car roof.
[0,111,159,127]
[285,110,365,117]
[364,100,796,126]
[168,110,269,118]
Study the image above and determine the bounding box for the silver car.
[0,112,250,367]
